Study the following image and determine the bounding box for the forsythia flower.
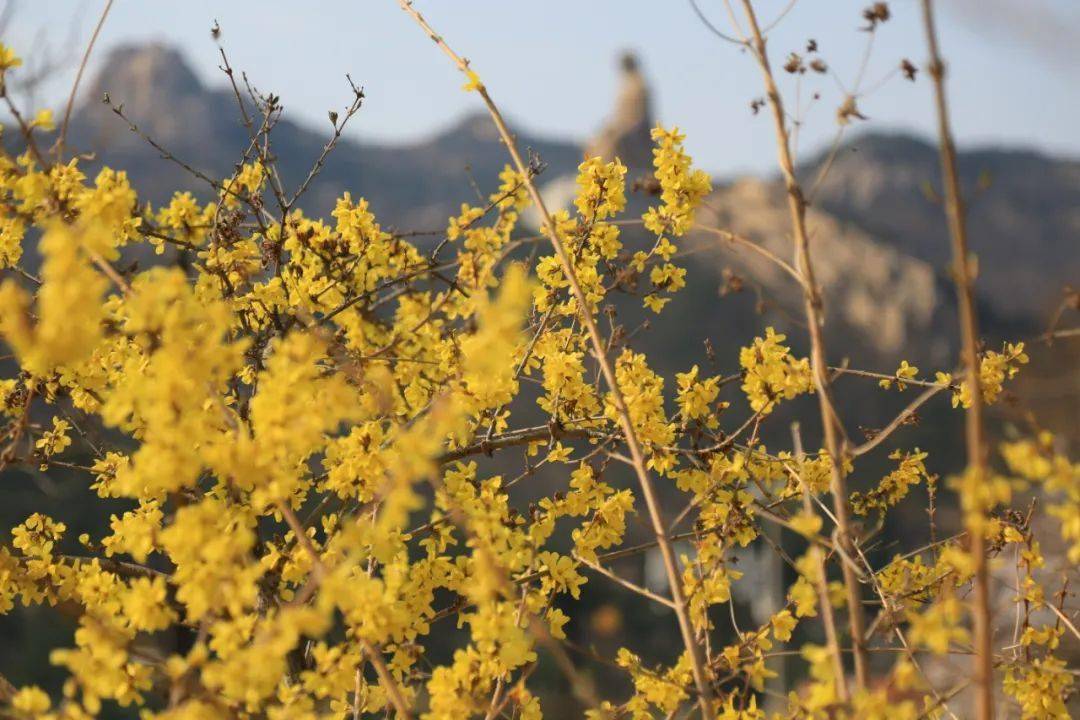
[34,416,72,467]
[879,359,918,390]
[1004,657,1073,719]
[11,686,50,714]
[908,595,968,654]
[770,609,798,642]
[574,156,627,222]
[951,341,1028,408]
[29,109,55,132]
[788,548,822,618]
[0,43,21,71]
[0,215,25,268]
[459,264,532,412]
[0,223,108,375]
[676,364,725,428]
[642,125,711,237]
[850,448,929,515]
[1001,432,1080,563]
[121,576,176,631]
[739,327,813,414]
[12,513,66,558]
[461,68,483,92]
[154,190,212,251]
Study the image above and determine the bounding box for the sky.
[5,0,1080,176]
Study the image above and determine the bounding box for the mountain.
[69,43,582,229]
[62,44,1076,437]
[688,177,957,364]
[804,132,1080,325]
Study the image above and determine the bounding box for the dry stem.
[919,2,994,716]
[791,423,848,701]
[738,0,869,690]
[56,0,114,158]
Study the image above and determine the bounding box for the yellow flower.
[879,359,919,391]
[739,327,813,415]
[30,109,55,132]
[0,43,21,71]
[122,576,176,631]
[770,609,798,642]
[461,68,483,92]
[908,596,968,654]
[951,341,1028,408]
[788,509,823,538]
[12,513,66,559]
[11,685,50,714]
[851,448,929,515]
[574,157,627,221]
[642,125,711,237]
[35,416,72,467]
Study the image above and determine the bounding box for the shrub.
[0,2,1076,719]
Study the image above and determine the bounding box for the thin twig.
[919,2,994,717]
[851,384,945,458]
[737,0,869,690]
[692,223,805,288]
[792,423,848,701]
[57,0,114,158]
[574,553,677,610]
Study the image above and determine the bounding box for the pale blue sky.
[6,0,1080,175]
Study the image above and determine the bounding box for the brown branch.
[436,423,601,464]
[0,670,15,703]
[851,384,945,458]
[1045,593,1080,644]
[286,75,365,210]
[919,2,994,717]
[792,423,847,701]
[830,365,951,390]
[692,223,806,288]
[738,0,869,691]
[574,553,677,610]
[86,247,131,295]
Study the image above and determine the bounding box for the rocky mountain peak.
[585,51,654,169]
[68,44,253,200]
[87,43,204,113]
[806,131,1080,323]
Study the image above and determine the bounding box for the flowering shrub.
[0,2,1077,719]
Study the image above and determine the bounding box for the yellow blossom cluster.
[850,448,929,516]
[940,341,1029,408]
[739,328,813,415]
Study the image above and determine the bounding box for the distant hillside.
[804,132,1080,325]
[68,44,582,229]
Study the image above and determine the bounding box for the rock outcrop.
[804,133,1080,324]
[584,52,654,171]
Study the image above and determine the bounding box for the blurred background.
[6,0,1080,175]
[1,0,1078,715]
